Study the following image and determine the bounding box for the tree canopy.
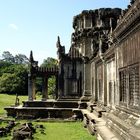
[40,57,57,68]
[0,51,57,97]
[0,51,28,95]
[1,51,29,65]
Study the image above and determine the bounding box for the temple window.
[119,64,140,107]
[84,16,92,28]
[129,65,139,106]
[119,70,127,104]
[97,65,103,101]
[98,79,103,101]
[109,81,115,104]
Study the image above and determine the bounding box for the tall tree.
[0,51,29,95]
[14,54,29,65]
[0,64,28,95]
[2,51,15,63]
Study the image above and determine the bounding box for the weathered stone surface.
[12,123,36,140]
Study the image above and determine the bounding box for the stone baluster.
[28,74,36,101]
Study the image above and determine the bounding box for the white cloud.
[9,23,18,30]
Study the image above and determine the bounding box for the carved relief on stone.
[129,65,139,106]
[56,36,65,60]
[119,69,127,104]
[29,51,38,74]
[119,64,140,107]
[91,36,99,57]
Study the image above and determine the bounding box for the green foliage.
[0,60,12,68]
[0,73,20,93]
[0,63,28,95]
[0,51,58,97]
[36,57,57,98]
[35,77,43,93]
[48,76,56,97]
[0,51,29,95]
[41,57,57,68]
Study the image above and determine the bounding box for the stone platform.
[22,100,79,108]
[4,99,79,119]
[5,107,75,119]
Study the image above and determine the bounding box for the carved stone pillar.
[58,64,64,98]
[103,62,107,106]
[28,74,36,101]
[80,38,92,101]
[42,77,48,101]
[80,61,91,101]
[78,72,82,97]
[28,74,32,101]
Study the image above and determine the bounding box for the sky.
[0,0,129,64]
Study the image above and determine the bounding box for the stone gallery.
[5,0,140,139]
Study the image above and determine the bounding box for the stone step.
[23,100,79,108]
[87,102,97,112]
[81,109,106,124]
[5,106,77,119]
[72,109,83,120]
[81,109,120,140]
[107,113,140,140]
[96,126,120,140]
[92,106,106,118]
[78,101,87,109]
[57,96,80,101]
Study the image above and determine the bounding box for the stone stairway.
[80,102,140,140]
[106,106,140,140]
[81,109,120,140]
[4,100,79,119]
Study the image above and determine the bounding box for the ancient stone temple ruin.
[5,0,140,139]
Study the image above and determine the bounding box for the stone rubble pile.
[0,120,15,137]
[12,122,45,140]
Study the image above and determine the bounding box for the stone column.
[77,72,82,97]
[80,38,92,102]
[91,62,98,102]
[103,62,107,106]
[28,74,36,101]
[42,77,48,101]
[80,61,91,101]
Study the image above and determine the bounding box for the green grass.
[0,94,96,140]
[0,121,96,140]
[0,93,27,116]
[34,122,96,140]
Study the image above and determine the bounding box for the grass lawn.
[0,121,96,140]
[0,93,28,116]
[34,122,96,140]
[0,94,96,140]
